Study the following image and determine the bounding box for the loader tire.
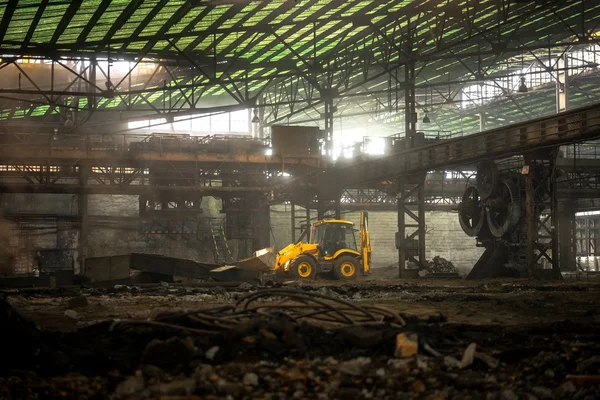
[290,255,317,279]
[332,256,358,280]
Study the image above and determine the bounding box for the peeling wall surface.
[2,194,483,274]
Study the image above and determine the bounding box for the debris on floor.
[426,256,458,274]
[2,281,600,399]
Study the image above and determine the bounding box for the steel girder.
[1,1,600,132]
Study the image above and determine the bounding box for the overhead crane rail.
[0,131,320,167]
[330,103,600,186]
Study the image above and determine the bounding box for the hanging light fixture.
[251,108,260,123]
[422,87,431,123]
[518,76,528,93]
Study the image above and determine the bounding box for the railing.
[331,102,600,186]
[0,131,270,155]
[562,141,600,159]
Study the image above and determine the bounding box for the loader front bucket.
[235,247,276,272]
[208,248,276,282]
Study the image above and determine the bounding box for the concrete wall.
[1,194,233,268]
[86,196,233,264]
[2,194,484,274]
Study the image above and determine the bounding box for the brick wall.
[1,194,485,274]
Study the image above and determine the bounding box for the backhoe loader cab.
[309,220,358,256]
[271,211,371,280]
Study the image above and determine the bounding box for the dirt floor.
[2,278,600,399]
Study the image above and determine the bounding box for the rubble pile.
[1,286,599,399]
[426,256,458,274]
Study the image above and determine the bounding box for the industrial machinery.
[458,160,551,279]
[270,211,372,280]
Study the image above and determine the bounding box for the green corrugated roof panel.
[30,105,49,116]
[30,3,69,43]
[4,6,34,42]
[85,8,127,41]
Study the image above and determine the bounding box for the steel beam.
[396,175,427,278]
[0,148,320,167]
[327,103,600,186]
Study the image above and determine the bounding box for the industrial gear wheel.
[458,185,486,237]
[486,179,521,238]
[476,160,499,200]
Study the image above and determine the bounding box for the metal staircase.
[209,221,232,264]
[291,203,312,243]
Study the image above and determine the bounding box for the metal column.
[558,202,576,271]
[322,89,336,158]
[396,52,424,278]
[78,166,89,275]
[253,196,271,250]
[523,151,561,279]
[396,176,427,278]
[291,202,311,243]
[404,60,417,145]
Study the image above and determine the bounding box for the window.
[128,110,249,134]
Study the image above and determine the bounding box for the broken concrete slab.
[130,253,219,280]
[85,255,130,283]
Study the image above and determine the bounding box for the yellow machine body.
[270,211,371,279]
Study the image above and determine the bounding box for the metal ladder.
[291,203,311,243]
[209,221,232,264]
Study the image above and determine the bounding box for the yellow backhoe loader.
[211,211,371,280]
[270,211,371,280]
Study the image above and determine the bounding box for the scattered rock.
[410,380,426,393]
[142,337,195,367]
[205,346,220,361]
[443,356,462,369]
[558,381,576,394]
[148,379,196,396]
[64,309,79,320]
[141,364,164,380]
[395,332,418,357]
[387,358,411,371]
[217,380,243,397]
[531,387,552,399]
[501,389,519,400]
[476,352,500,369]
[238,282,253,289]
[337,357,371,376]
[577,356,600,373]
[243,372,259,386]
[415,355,430,372]
[459,342,477,369]
[259,329,278,340]
[336,325,383,347]
[160,281,169,287]
[67,296,88,309]
[316,287,339,298]
[115,376,144,396]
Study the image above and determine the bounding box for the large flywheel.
[486,179,521,238]
[458,185,486,237]
[476,160,499,200]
